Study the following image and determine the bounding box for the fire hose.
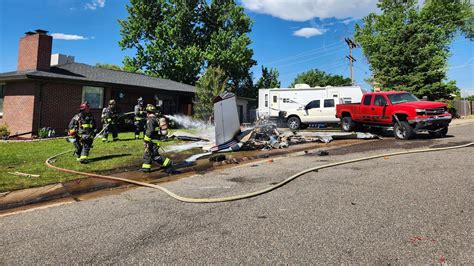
[46,142,474,203]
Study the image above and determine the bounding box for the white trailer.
[257,84,365,129]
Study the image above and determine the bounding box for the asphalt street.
[1,122,473,264]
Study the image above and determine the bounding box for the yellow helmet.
[146,104,156,113]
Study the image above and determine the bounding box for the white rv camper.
[257,84,364,129]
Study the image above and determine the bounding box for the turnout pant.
[74,136,94,160]
[103,123,118,141]
[134,119,145,138]
[142,141,171,169]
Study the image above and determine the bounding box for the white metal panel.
[214,95,241,145]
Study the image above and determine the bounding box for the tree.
[255,66,281,89]
[290,69,352,87]
[95,63,143,73]
[193,66,228,121]
[118,0,256,92]
[95,63,122,71]
[355,0,473,100]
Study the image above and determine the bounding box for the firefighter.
[134,97,146,139]
[68,102,96,164]
[140,104,175,173]
[101,99,121,142]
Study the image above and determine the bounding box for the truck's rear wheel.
[429,127,448,138]
[394,121,414,140]
[287,117,301,130]
[341,116,356,132]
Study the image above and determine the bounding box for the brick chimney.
[17,29,53,71]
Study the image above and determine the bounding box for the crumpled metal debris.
[206,117,381,152]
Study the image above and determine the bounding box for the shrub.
[38,127,56,138]
[439,99,459,118]
[0,123,10,139]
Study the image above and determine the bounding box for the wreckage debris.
[317,150,329,156]
[208,120,381,153]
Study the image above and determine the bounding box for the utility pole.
[345,38,357,85]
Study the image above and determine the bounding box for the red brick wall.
[39,82,83,134]
[0,80,195,137]
[17,33,52,71]
[2,81,37,136]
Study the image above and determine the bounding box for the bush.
[439,99,459,118]
[0,123,10,139]
[38,127,56,138]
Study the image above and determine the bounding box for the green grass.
[0,132,180,192]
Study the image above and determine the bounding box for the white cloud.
[51,33,88,40]
[293,27,326,38]
[85,0,106,10]
[242,0,378,21]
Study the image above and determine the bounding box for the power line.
[276,47,346,69]
[263,40,343,66]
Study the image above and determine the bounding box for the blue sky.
[0,0,473,96]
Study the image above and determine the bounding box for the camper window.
[343,97,352,103]
[305,100,320,110]
[273,95,277,103]
[324,99,335,108]
[265,94,268,107]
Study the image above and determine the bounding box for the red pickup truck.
[335,91,452,139]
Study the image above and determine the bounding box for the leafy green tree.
[256,66,281,89]
[95,63,143,73]
[355,0,473,100]
[290,69,351,87]
[193,66,228,121]
[118,0,256,91]
[95,63,123,71]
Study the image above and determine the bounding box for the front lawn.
[0,132,179,192]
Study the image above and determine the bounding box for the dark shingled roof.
[0,63,196,93]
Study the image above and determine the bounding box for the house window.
[0,84,4,115]
[114,89,129,104]
[324,99,335,108]
[82,86,104,109]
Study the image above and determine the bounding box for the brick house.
[0,30,195,137]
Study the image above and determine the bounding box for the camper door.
[269,92,280,116]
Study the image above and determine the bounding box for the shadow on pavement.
[89,154,132,163]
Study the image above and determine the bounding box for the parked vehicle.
[257,84,364,129]
[335,91,452,139]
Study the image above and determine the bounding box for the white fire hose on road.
[46,141,474,203]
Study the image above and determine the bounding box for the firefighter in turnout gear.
[134,97,146,139]
[140,104,174,173]
[68,102,96,164]
[101,99,122,142]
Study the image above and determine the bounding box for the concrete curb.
[0,176,123,211]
